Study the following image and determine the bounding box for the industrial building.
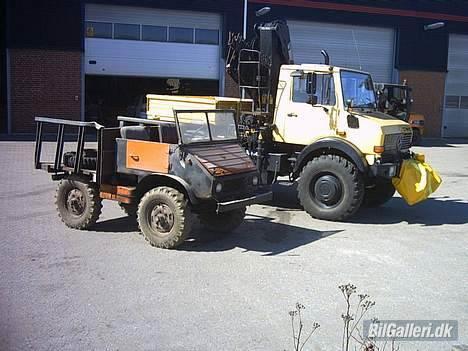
[2,0,468,137]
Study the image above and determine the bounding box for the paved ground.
[0,140,467,351]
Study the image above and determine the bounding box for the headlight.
[252,176,259,186]
[412,120,425,126]
[215,182,223,193]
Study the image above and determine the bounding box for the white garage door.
[84,4,221,80]
[288,20,395,82]
[443,34,468,138]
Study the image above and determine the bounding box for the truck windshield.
[341,71,376,109]
[175,110,238,144]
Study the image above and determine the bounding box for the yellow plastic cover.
[392,154,442,206]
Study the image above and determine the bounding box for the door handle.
[287,112,298,117]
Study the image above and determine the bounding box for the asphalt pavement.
[0,140,467,351]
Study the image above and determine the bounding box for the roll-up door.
[443,34,468,137]
[288,20,395,83]
[84,4,221,80]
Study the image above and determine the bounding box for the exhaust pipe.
[321,50,330,65]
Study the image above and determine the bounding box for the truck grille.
[384,132,412,152]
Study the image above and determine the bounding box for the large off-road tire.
[63,149,97,170]
[363,180,396,207]
[137,186,191,249]
[411,129,421,146]
[119,202,137,218]
[297,155,364,221]
[55,177,102,229]
[197,207,246,241]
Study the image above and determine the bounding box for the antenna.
[351,30,362,71]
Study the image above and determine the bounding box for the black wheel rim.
[66,188,86,216]
[309,173,343,208]
[149,203,174,235]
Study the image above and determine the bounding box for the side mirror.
[306,73,317,95]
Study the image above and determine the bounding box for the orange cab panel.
[126,140,170,173]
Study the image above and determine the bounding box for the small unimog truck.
[34,110,272,249]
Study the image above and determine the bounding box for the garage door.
[442,34,468,138]
[84,4,221,80]
[288,21,395,83]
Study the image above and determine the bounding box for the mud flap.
[392,154,442,206]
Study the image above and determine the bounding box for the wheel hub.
[150,204,174,233]
[67,189,85,216]
[312,174,343,207]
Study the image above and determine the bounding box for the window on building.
[445,96,460,109]
[114,23,140,40]
[169,27,193,43]
[195,29,219,45]
[292,74,336,105]
[142,25,167,42]
[85,21,112,39]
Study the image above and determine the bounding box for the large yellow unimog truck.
[147,13,439,221]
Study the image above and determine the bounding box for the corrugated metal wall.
[443,34,468,137]
[288,20,395,83]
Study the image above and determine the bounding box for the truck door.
[282,73,336,145]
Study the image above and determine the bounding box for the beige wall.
[399,70,446,137]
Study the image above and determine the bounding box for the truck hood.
[352,110,412,135]
[353,110,409,127]
[186,143,256,176]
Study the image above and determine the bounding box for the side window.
[316,74,336,105]
[292,74,336,105]
[292,77,310,103]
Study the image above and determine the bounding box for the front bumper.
[216,190,273,213]
[369,162,399,178]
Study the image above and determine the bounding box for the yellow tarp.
[392,154,442,206]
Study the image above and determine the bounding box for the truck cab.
[273,65,413,176]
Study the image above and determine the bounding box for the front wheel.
[297,155,364,221]
[137,187,192,249]
[55,177,102,229]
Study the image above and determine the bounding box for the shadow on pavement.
[270,181,468,226]
[351,196,468,226]
[91,213,342,255]
[182,213,343,255]
[92,216,138,233]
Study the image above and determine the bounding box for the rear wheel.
[55,177,102,229]
[297,155,364,221]
[137,186,191,249]
[363,180,395,207]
